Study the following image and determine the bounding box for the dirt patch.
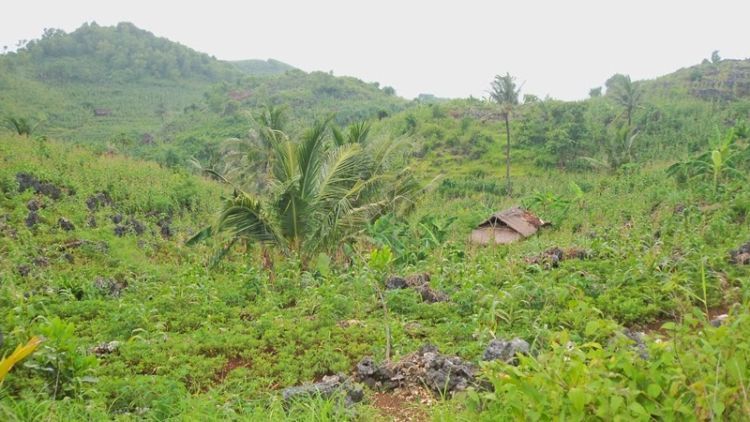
[636,304,734,336]
[214,356,253,382]
[372,388,432,422]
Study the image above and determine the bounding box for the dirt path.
[371,388,433,422]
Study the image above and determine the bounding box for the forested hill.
[604,58,750,102]
[0,22,406,152]
[2,22,240,83]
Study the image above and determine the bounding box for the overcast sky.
[2,1,748,100]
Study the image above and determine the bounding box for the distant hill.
[608,59,750,102]
[231,59,296,76]
[6,22,240,83]
[0,22,410,167]
[0,22,247,144]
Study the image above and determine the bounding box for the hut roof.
[476,207,544,238]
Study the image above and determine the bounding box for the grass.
[1,133,749,419]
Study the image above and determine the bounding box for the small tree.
[711,50,721,64]
[609,75,641,129]
[188,116,423,266]
[489,73,521,193]
[5,117,38,137]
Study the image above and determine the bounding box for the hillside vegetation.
[1,24,750,420]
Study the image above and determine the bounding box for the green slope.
[231,58,296,76]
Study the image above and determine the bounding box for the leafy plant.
[667,129,748,192]
[0,337,43,383]
[5,117,39,137]
[188,116,422,264]
[25,318,97,398]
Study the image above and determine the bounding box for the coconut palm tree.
[188,116,422,265]
[5,117,38,137]
[490,73,521,193]
[609,75,641,129]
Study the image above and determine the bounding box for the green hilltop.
[231,58,297,76]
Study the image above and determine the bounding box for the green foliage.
[190,116,422,261]
[26,318,97,398]
[4,117,38,137]
[231,58,296,76]
[667,127,749,192]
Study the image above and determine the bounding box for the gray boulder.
[483,338,530,363]
[281,374,364,407]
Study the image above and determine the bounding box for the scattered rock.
[58,217,75,231]
[16,173,65,199]
[337,319,364,328]
[730,241,750,265]
[17,265,31,277]
[710,314,729,327]
[623,329,649,360]
[385,273,448,303]
[87,215,97,228]
[404,322,426,338]
[482,338,530,364]
[25,211,40,228]
[156,216,173,239]
[111,214,123,224]
[356,357,397,391]
[91,341,121,356]
[405,273,431,285]
[129,218,145,235]
[413,284,449,303]
[159,223,172,239]
[674,204,686,214]
[525,246,590,269]
[93,276,128,297]
[281,374,364,407]
[85,192,112,211]
[37,182,62,200]
[114,225,128,237]
[356,345,477,396]
[33,256,49,267]
[385,276,408,290]
[0,215,18,239]
[26,198,43,211]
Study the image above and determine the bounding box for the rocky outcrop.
[482,338,530,364]
[355,345,476,396]
[281,374,364,407]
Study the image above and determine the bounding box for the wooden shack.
[470,207,545,245]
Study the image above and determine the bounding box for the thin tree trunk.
[504,113,511,194]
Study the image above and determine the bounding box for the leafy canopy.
[189,113,422,262]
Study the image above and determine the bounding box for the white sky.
[1,0,749,100]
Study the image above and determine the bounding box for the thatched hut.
[470,207,545,245]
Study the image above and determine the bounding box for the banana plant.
[667,129,748,191]
[0,336,43,383]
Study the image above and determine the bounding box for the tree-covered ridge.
[613,58,750,102]
[2,22,241,83]
[231,59,297,76]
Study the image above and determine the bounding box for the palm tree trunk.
[504,113,512,194]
